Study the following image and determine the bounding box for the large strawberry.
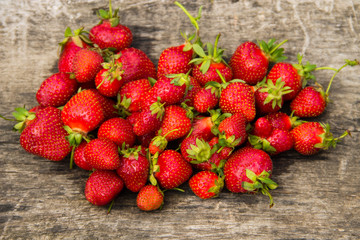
[116,146,149,192]
[136,185,164,211]
[290,122,349,155]
[189,171,224,199]
[229,39,287,85]
[58,27,91,73]
[36,72,78,107]
[85,170,124,206]
[84,138,121,170]
[71,48,104,83]
[224,147,278,207]
[159,105,192,141]
[89,0,132,52]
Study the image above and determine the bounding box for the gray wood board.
[0,0,359,239]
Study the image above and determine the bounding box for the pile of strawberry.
[1,1,358,212]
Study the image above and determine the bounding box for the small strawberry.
[264,112,303,132]
[193,83,220,113]
[249,129,294,155]
[153,150,193,189]
[133,100,165,136]
[216,113,248,147]
[89,0,132,52]
[219,81,256,122]
[85,170,124,206]
[189,171,224,199]
[71,48,104,83]
[36,72,78,107]
[224,147,278,207]
[152,75,187,106]
[118,78,152,113]
[74,141,93,171]
[97,117,136,147]
[116,146,149,192]
[148,129,179,155]
[58,27,91,73]
[290,122,349,155]
[251,117,273,138]
[159,105,192,141]
[84,138,121,170]
[136,185,164,211]
[229,39,287,85]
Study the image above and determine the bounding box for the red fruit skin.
[267,62,302,101]
[155,150,193,189]
[290,122,324,155]
[136,185,164,211]
[224,147,273,193]
[189,171,222,199]
[265,112,293,131]
[98,118,136,147]
[89,20,132,52]
[74,141,93,171]
[219,82,256,122]
[266,129,294,155]
[85,170,124,206]
[133,107,162,136]
[182,76,202,107]
[254,87,282,116]
[116,152,149,192]
[119,79,152,112]
[194,152,224,171]
[58,40,89,73]
[190,116,215,141]
[157,45,193,79]
[290,86,326,118]
[72,49,104,83]
[61,89,105,134]
[19,107,71,161]
[84,138,121,170]
[160,105,192,141]
[229,41,269,85]
[36,72,78,107]
[95,68,125,97]
[192,62,233,86]
[193,88,219,113]
[116,47,156,83]
[218,113,248,146]
[152,77,186,106]
[251,117,273,138]
[91,90,119,121]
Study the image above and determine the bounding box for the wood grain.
[0,0,359,239]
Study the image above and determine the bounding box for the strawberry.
[136,185,164,211]
[97,117,136,147]
[154,150,193,189]
[217,113,248,147]
[36,72,78,107]
[84,138,121,170]
[190,34,233,86]
[15,107,72,161]
[71,48,104,83]
[224,147,278,207]
[74,141,93,171]
[133,100,164,136]
[264,112,303,132]
[85,170,124,206]
[95,54,124,97]
[89,0,132,52]
[152,75,187,106]
[92,89,119,121]
[290,122,349,155]
[118,78,152,113]
[193,84,219,113]
[229,39,287,85]
[116,47,156,83]
[180,135,205,163]
[249,129,294,155]
[181,75,202,107]
[251,117,273,138]
[189,171,224,199]
[148,129,180,155]
[116,146,149,192]
[219,81,256,122]
[159,105,192,141]
[58,27,91,73]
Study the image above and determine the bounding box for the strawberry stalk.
[0,107,36,133]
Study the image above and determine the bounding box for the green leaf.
[192,43,206,57]
[64,27,72,37]
[245,169,258,183]
[99,9,110,19]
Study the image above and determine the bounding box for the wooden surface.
[0,0,359,239]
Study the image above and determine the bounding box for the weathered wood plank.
[0,0,359,239]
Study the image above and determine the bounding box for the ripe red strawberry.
[224,147,278,207]
[118,78,152,113]
[58,27,91,73]
[116,47,156,83]
[116,146,149,192]
[249,129,294,155]
[84,138,121,170]
[85,170,124,206]
[251,117,273,138]
[74,141,93,171]
[290,86,326,118]
[92,89,119,121]
[71,48,104,83]
[217,113,248,147]
[36,72,78,107]
[159,105,192,141]
[97,117,136,147]
[17,107,72,161]
[152,76,187,106]
[189,171,224,199]
[133,100,164,136]
[136,185,164,211]
[89,1,132,52]
[154,150,193,189]
[264,112,302,132]
[193,85,219,113]
[181,75,202,107]
[180,135,205,163]
[290,122,349,155]
[229,39,287,85]
[219,81,256,122]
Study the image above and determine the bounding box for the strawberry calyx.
[58,27,92,55]
[115,94,131,118]
[97,0,120,27]
[292,54,317,87]
[167,70,192,96]
[186,138,214,164]
[242,169,278,208]
[97,54,124,89]
[180,101,196,121]
[63,125,90,169]
[314,123,350,150]
[210,109,232,135]
[256,77,293,109]
[149,98,166,120]
[149,129,179,154]
[289,111,307,128]
[119,145,143,160]
[248,134,276,154]
[0,107,36,133]
[258,38,288,63]
[149,152,160,186]
[207,174,225,197]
